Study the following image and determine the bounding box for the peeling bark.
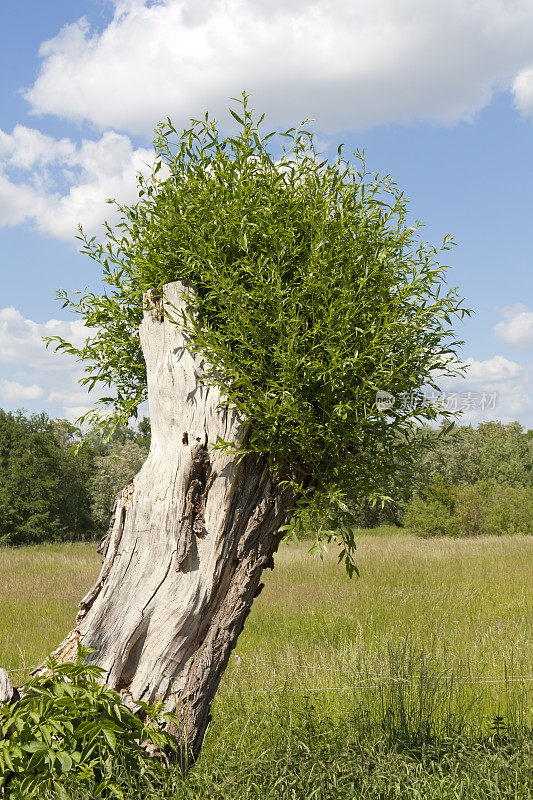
[46,281,295,762]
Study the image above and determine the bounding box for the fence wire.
[229,654,533,691]
[3,655,532,694]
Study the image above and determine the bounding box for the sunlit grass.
[1,532,531,799]
[229,532,532,680]
[1,533,531,699]
[0,543,98,675]
[201,532,532,800]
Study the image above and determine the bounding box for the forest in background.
[0,410,150,545]
[0,408,531,545]
[356,419,533,535]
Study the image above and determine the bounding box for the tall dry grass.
[0,543,98,675]
[1,532,531,713]
[1,532,531,799]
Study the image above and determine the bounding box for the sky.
[0,0,532,428]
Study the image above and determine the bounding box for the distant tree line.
[0,409,150,545]
[356,420,533,535]
[0,410,531,544]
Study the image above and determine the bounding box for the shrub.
[405,480,533,536]
[480,483,533,536]
[404,478,458,536]
[0,648,177,798]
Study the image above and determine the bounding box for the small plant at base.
[0,646,178,799]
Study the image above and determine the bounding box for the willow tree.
[49,96,468,762]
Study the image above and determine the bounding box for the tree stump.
[47,281,294,762]
[0,668,13,705]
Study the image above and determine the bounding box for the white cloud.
[22,0,533,135]
[0,306,97,419]
[0,126,153,240]
[6,1,533,244]
[0,379,44,401]
[0,125,75,170]
[0,307,88,368]
[0,306,125,423]
[512,65,533,116]
[463,355,524,383]
[494,304,533,349]
[0,173,42,227]
[62,405,94,423]
[47,388,94,407]
[438,354,532,427]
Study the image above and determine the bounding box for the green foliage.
[479,483,533,535]
[89,440,148,531]
[355,420,532,530]
[6,642,529,799]
[29,659,532,799]
[402,488,457,537]
[0,410,151,543]
[0,411,93,545]
[405,480,533,536]
[0,647,177,798]
[417,421,532,488]
[86,417,151,456]
[48,95,469,565]
[42,698,531,800]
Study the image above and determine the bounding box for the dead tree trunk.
[0,669,13,705]
[48,281,295,762]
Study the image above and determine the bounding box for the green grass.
[0,543,98,677]
[1,533,532,798]
[232,531,533,689]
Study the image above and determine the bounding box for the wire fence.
[232,654,533,685]
[224,656,533,695]
[3,654,532,694]
[233,655,533,683]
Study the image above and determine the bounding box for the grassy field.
[0,543,98,676]
[1,531,532,798]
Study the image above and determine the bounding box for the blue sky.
[0,0,532,427]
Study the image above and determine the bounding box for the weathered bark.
[0,668,13,705]
[46,281,295,762]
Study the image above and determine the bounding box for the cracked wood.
[47,280,295,761]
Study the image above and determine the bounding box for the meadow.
[1,530,532,798]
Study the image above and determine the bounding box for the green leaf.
[21,741,48,753]
[101,726,117,752]
[56,751,73,773]
[229,109,245,125]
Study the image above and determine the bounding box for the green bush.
[405,480,533,536]
[49,96,469,572]
[0,648,177,799]
[480,483,533,536]
[89,440,148,531]
[403,478,458,536]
